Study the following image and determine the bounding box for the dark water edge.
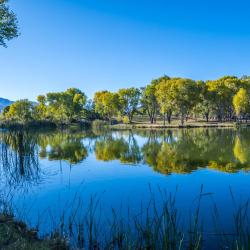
[0,120,91,131]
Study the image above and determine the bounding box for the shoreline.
[0,214,68,250]
[1,120,250,131]
[111,121,250,129]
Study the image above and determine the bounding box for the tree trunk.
[167,111,172,124]
[150,116,153,124]
[163,113,166,126]
[205,113,209,123]
[181,113,184,126]
[167,115,171,124]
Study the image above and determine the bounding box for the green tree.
[155,78,174,125]
[141,84,158,124]
[34,95,47,120]
[175,79,200,125]
[118,87,140,123]
[233,88,250,121]
[2,105,10,116]
[141,76,170,124]
[46,88,87,123]
[4,99,33,123]
[0,0,19,47]
[63,88,87,121]
[194,81,215,122]
[94,91,120,122]
[158,78,199,125]
[206,76,241,121]
[46,92,67,123]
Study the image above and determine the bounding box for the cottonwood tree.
[233,88,250,122]
[194,81,215,122]
[206,76,241,121]
[94,91,120,123]
[46,88,87,123]
[141,84,158,124]
[4,99,33,123]
[170,78,199,125]
[34,95,47,121]
[118,87,141,123]
[155,79,174,125]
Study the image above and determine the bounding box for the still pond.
[0,127,250,248]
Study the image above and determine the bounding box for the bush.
[122,116,130,124]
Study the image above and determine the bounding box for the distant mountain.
[0,98,13,111]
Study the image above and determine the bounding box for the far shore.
[1,119,250,131]
[111,120,250,129]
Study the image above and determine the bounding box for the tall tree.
[155,78,199,125]
[34,95,47,120]
[194,81,215,122]
[170,78,199,125]
[233,88,250,122]
[46,88,86,123]
[118,87,141,123]
[141,76,170,124]
[4,99,33,123]
[63,88,87,122]
[206,76,241,121]
[155,78,173,125]
[46,92,66,123]
[94,91,120,122]
[0,0,19,47]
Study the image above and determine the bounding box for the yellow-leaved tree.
[233,88,250,122]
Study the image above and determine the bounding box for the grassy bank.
[111,120,250,129]
[0,214,68,250]
[2,119,250,131]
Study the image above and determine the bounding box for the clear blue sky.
[1,0,250,101]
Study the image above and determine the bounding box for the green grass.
[111,116,250,129]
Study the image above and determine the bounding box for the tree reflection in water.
[94,130,141,164]
[94,128,250,174]
[0,130,42,190]
[38,132,88,164]
[0,128,250,191]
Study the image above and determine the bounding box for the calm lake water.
[1,127,250,248]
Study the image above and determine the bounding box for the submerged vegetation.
[2,76,250,127]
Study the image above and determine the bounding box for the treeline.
[2,75,250,125]
[1,88,88,125]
